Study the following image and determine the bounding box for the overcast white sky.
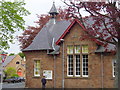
[5,0,89,54]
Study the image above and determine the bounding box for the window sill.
[46,79,52,81]
[65,76,89,79]
[111,77,115,80]
[33,76,41,78]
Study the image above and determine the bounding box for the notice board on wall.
[43,70,52,79]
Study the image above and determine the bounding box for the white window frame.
[75,45,80,54]
[34,60,40,77]
[67,55,73,77]
[82,45,88,54]
[67,45,73,54]
[112,60,116,77]
[75,55,80,77]
[82,55,88,77]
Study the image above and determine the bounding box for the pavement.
[2,82,25,88]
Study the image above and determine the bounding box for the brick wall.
[4,55,25,77]
[24,23,115,88]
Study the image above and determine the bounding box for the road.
[2,82,25,88]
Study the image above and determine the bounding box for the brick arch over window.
[17,68,22,76]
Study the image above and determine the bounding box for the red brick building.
[3,55,26,78]
[22,3,116,88]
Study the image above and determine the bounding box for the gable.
[56,19,87,45]
[56,18,115,52]
[60,21,97,49]
[3,55,22,68]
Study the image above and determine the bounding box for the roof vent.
[49,2,58,18]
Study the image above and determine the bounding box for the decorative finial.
[53,0,55,3]
[49,2,58,18]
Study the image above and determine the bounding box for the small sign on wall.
[43,70,52,79]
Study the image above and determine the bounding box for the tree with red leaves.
[63,0,120,88]
[19,7,70,49]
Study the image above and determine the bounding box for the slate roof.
[2,55,16,67]
[84,16,116,52]
[22,18,71,51]
[22,17,115,52]
[95,44,116,53]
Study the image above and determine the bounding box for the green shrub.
[11,74,19,78]
[5,67,18,78]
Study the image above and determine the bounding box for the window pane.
[113,60,116,77]
[16,61,20,64]
[82,45,88,53]
[67,55,73,76]
[75,45,80,54]
[75,55,80,76]
[86,72,88,75]
[67,45,73,54]
[82,55,88,77]
[34,60,40,76]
